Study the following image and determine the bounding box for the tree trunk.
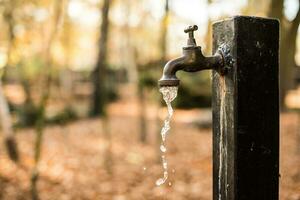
[123,0,138,84]
[102,117,113,174]
[138,85,147,142]
[0,80,18,162]
[91,0,111,117]
[30,1,64,199]
[268,0,300,109]
[3,0,16,79]
[120,0,147,143]
[156,0,170,158]
[268,0,284,20]
[89,0,114,174]
[280,22,299,108]
[159,0,169,62]
[2,0,19,162]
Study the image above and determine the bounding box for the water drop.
[156,171,168,186]
[156,178,164,186]
[163,162,167,169]
[160,145,167,152]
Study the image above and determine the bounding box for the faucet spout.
[158,46,224,87]
[158,25,225,87]
[158,56,185,87]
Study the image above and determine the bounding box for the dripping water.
[156,86,178,186]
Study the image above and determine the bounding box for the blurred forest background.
[0,0,299,199]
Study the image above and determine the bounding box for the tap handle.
[184,25,198,33]
[184,25,198,47]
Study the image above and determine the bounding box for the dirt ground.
[0,100,299,200]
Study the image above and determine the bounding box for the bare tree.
[0,81,18,162]
[159,0,169,62]
[138,82,147,142]
[30,1,65,199]
[156,0,170,155]
[121,0,147,143]
[268,0,300,109]
[90,0,114,174]
[1,0,19,162]
[90,0,112,117]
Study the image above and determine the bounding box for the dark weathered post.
[212,16,279,200]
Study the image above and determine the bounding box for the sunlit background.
[0,0,299,199]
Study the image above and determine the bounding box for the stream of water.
[156,86,178,186]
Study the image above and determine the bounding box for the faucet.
[158,25,225,87]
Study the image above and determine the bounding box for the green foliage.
[174,85,211,108]
[138,70,160,88]
[106,84,118,102]
[15,101,39,127]
[106,67,122,102]
[19,57,45,80]
[138,61,212,108]
[15,104,79,127]
[5,136,19,162]
[137,60,163,89]
[47,106,78,125]
[174,70,211,108]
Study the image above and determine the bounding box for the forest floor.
[0,99,300,200]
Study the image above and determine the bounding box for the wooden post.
[212,16,279,200]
